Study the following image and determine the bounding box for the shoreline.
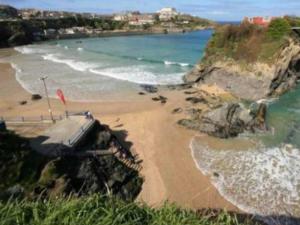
[0,50,238,212]
[1,27,213,49]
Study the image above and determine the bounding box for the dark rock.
[179,103,267,138]
[167,83,193,91]
[37,155,142,201]
[31,94,42,101]
[138,92,146,95]
[95,130,112,149]
[184,91,198,95]
[177,119,202,130]
[186,97,207,104]
[249,103,267,131]
[172,108,183,114]
[152,95,167,104]
[152,97,160,101]
[186,108,202,120]
[19,100,27,105]
[140,85,158,93]
[0,120,7,132]
[269,55,300,96]
[213,172,220,178]
[8,32,30,46]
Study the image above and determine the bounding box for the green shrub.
[267,18,291,40]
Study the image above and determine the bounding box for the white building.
[157,7,179,21]
[113,14,128,21]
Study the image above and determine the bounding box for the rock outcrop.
[184,38,300,101]
[179,103,267,138]
[0,122,143,201]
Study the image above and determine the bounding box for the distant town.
[0,4,216,47]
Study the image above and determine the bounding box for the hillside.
[185,17,300,100]
[0,123,142,201]
[0,17,126,47]
[0,5,18,19]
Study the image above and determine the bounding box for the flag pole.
[40,76,54,123]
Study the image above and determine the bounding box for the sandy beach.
[0,48,238,211]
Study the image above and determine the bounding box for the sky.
[1,0,300,21]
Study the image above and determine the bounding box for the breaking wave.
[90,67,184,85]
[14,46,48,54]
[42,54,98,72]
[190,138,300,221]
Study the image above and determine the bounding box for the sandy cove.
[0,55,238,211]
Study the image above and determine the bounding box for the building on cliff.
[128,14,155,26]
[157,8,179,21]
[243,16,278,27]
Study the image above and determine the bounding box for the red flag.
[56,89,66,105]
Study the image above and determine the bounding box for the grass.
[0,195,260,225]
[203,18,295,66]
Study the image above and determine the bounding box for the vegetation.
[0,195,261,225]
[0,131,48,195]
[203,17,295,65]
[0,17,127,47]
[0,5,18,19]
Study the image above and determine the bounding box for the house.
[128,14,155,26]
[113,11,140,21]
[19,8,41,19]
[157,7,178,21]
[243,16,277,27]
[113,13,128,21]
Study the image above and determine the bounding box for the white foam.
[42,54,98,72]
[90,66,184,85]
[14,46,47,55]
[11,63,36,95]
[77,47,83,51]
[64,46,69,49]
[190,138,300,218]
[164,60,190,67]
[256,98,278,105]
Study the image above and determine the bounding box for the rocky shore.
[177,22,300,138]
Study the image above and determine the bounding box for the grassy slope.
[0,195,260,225]
[203,17,298,66]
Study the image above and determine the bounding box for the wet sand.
[0,48,238,211]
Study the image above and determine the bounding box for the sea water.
[191,87,300,222]
[2,30,212,101]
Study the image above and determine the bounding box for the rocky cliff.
[185,19,300,101]
[185,37,300,101]
[0,122,142,201]
[179,19,300,138]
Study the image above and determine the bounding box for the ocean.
[6,30,212,101]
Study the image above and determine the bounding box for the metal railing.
[67,118,95,146]
[0,111,87,124]
[0,115,64,123]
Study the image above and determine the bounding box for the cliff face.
[185,19,300,101]
[185,37,300,101]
